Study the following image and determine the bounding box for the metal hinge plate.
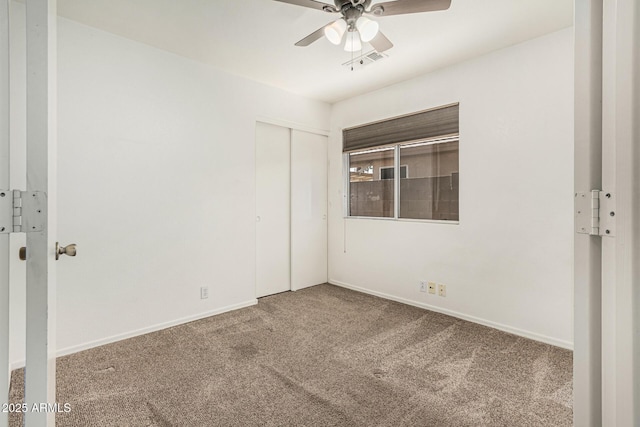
[575,190,616,237]
[0,190,46,234]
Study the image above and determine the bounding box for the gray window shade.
[343,103,459,152]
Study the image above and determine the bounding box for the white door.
[255,122,291,298]
[574,1,639,425]
[599,0,638,424]
[1,2,10,425]
[24,1,59,424]
[0,2,59,426]
[291,130,327,290]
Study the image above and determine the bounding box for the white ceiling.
[57,0,573,103]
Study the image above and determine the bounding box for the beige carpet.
[9,284,573,426]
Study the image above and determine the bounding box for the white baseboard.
[10,299,258,371]
[329,279,573,350]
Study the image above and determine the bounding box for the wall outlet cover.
[419,281,427,292]
[428,282,436,294]
[200,287,209,299]
[438,284,446,297]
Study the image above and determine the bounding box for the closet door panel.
[255,122,290,297]
[291,130,328,290]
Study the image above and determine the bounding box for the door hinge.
[0,189,46,234]
[575,190,616,237]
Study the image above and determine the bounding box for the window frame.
[344,135,460,224]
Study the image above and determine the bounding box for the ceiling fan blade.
[368,0,451,17]
[369,30,393,52]
[273,0,339,13]
[295,24,330,47]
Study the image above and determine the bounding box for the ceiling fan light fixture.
[324,19,347,45]
[355,16,379,42]
[344,31,362,52]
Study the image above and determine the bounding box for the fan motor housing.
[334,0,371,12]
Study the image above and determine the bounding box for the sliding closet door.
[291,130,328,290]
[255,122,291,298]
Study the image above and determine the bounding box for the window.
[349,147,395,218]
[343,104,459,221]
[399,139,458,221]
[379,165,408,180]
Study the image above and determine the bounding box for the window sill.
[344,216,460,225]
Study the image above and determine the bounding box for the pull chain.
[350,31,354,71]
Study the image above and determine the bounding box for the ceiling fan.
[274,0,452,53]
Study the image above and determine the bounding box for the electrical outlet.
[428,282,436,294]
[419,281,427,292]
[438,284,446,297]
[200,286,209,299]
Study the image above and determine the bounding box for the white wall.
[328,28,574,348]
[9,12,330,367]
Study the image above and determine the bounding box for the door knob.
[56,242,77,260]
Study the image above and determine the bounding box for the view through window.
[399,140,459,220]
[349,147,395,218]
[348,138,458,220]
